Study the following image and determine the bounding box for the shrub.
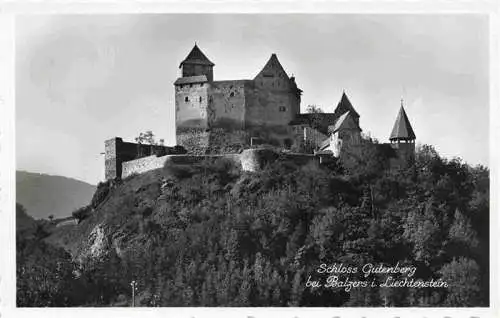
[173,145,187,154]
[90,180,111,209]
[72,206,92,223]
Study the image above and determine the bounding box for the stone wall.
[207,128,249,154]
[176,128,211,155]
[209,80,248,129]
[244,83,298,128]
[105,138,143,180]
[122,155,171,178]
[105,137,186,180]
[119,149,319,179]
[239,148,280,171]
[175,81,209,129]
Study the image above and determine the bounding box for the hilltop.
[18,144,490,307]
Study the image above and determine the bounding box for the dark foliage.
[90,180,111,209]
[17,147,489,307]
[72,206,92,223]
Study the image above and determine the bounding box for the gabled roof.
[389,106,416,141]
[179,44,214,68]
[333,92,360,119]
[174,75,208,85]
[329,111,362,134]
[254,53,289,80]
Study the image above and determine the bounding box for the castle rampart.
[110,146,320,180]
[105,137,187,180]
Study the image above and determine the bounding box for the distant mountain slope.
[16,171,96,219]
[16,203,37,237]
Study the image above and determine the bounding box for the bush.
[173,145,187,154]
[90,180,111,209]
[72,206,92,222]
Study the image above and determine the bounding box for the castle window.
[230,92,235,97]
[185,96,189,102]
[279,106,286,112]
[199,96,202,103]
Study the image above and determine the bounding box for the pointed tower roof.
[389,105,416,141]
[254,53,289,80]
[179,44,214,68]
[333,91,360,119]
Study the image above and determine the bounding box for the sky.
[16,14,489,185]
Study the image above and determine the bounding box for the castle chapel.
[174,44,416,160]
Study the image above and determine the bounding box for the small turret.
[390,101,416,142]
[389,100,416,167]
[179,43,214,81]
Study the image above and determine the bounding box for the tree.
[305,105,325,139]
[135,131,166,158]
[135,130,156,145]
[448,209,480,252]
[306,104,323,114]
[439,257,483,306]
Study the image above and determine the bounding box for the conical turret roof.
[179,44,214,68]
[390,105,416,141]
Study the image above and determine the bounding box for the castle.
[105,44,416,180]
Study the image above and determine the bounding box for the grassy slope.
[44,167,168,258]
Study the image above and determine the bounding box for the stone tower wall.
[208,80,247,129]
[249,69,299,128]
[175,82,209,131]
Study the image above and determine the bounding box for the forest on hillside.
[16,143,490,307]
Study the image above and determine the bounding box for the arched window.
[185,96,189,102]
[199,96,202,103]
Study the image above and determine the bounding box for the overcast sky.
[16,14,489,185]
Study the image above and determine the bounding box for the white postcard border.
[1,1,499,318]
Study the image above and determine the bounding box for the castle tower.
[389,101,416,166]
[179,43,214,81]
[174,44,214,153]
